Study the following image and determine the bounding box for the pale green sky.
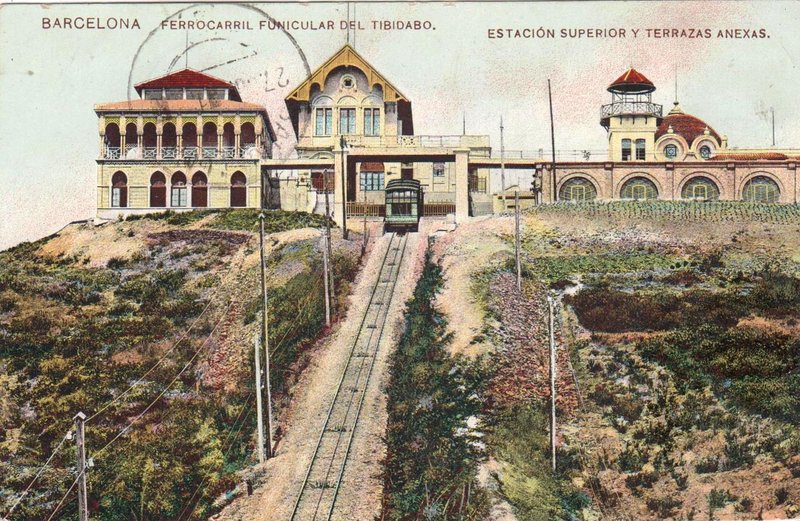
[1,1,799,248]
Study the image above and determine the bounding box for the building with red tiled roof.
[95,68,275,218]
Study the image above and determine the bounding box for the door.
[401,168,413,180]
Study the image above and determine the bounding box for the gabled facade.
[95,69,275,217]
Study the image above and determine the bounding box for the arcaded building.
[95,69,275,217]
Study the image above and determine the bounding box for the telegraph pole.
[253,332,266,463]
[548,80,557,203]
[339,136,349,240]
[321,228,331,327]
[74,412,88,521]
[515,190,521,291]
[258,214,274,458]
[547,296,557,472]
[500,116,507,211]
[323,170,336,316]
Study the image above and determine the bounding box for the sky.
[1,1,799,249]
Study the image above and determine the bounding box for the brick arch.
[678,172,725,199]
[557,173,602,201]
[616,172,664,198]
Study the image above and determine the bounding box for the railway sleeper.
[309,480,334,489]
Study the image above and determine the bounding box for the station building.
[95,45,800,223]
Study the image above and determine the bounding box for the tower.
[601,68,663,161]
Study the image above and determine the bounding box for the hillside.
[0,210,361,520]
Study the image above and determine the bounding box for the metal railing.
[143,147,157,159]
[105,147,121,159]
[222,146,236,159]
[183,147,198,159]
[202,146,217,159]
[101,144,264,160]
[424,203,456,216]
[346,202,385,217]
[341,134,490,149]
[493,149,610,162]
[601,101,663,119]
[162,146,177,159]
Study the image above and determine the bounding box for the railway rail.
[290,232,409,521]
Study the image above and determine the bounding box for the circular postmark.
[124,3,315,163]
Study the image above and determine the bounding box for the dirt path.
[214,228,426,521]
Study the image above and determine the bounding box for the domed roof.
[656,102,721,145]
[608,68,655,93]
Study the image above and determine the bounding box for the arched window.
[150,171,167,207]
[171,171,187,207]
[241,123,256,156]
[202,122,218,159]
[682,177,720,201]
[222,123,236,158]
[742,176,780,203]
[664,144,679,159]
[621,139,632,161]
[699,145,712,159]
[111,171,127,208]
[230,171,247,207]
[162,123,177,159]
[559,177,598,202]
[191,172,208,208]
[182,122,198,159]
[124,122,138,157]
[621,176,658,200]
[142,123,157,159]
[104,123,121,158]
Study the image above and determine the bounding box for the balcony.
[601,101,663,128]
[162,146,178,159]
[302,134,491,152]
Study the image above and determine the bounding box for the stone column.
[454,148,470,223]
[156,133,163,160]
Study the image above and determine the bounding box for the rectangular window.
[143,89,163,100]
[360,172,385,192]
[315,108,332,136]
[165,89,183,100]
[433,162,445,177]
[636,139,646,160]
[364,108,380,136]
[207,89,226,100]
[171,187,187,207]
[621,139,632,161]
[111,188,121,207]
[339,108,356,135]
[186,88,204,100]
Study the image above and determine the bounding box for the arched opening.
[222,123,235,158]
[171,171,187,207]
[202,122,217,159]
[142,123,157,159]
[124,122,138,157]
[230,171,247,207]
[191,172,208,208]
[742,176,780,203]
[182,122,198,159]
[111,171,127,208]
[620,176,658,200]
[104,123,121,158]
[241,123,256,158]
[682,176,720,201]
[150,171,167,207]
[559,177,598,202]
[162,123,177,159]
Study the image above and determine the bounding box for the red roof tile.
[656,113,721,145]
[94,99,267,113]
[134,69,241,100]
[608,68,655,93]
[712,152,789,161]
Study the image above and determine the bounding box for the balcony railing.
[105,147,121,159]
[143,147,157,160]
[101,144,265,160]
[601,101,663,119]
[222,146,236,159]
[340,134,491,150]
[202,146,217,159]
[161,146,177,159]
[183,147,198,159]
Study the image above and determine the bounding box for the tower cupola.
[602,68,664,161]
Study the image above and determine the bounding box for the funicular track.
[290,232,409,521]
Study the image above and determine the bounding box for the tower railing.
[601,101,663,118]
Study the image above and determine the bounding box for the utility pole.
[253,332,266,463]
[548,80,557,203]
[547,296,557,472]
[258,214,274,458]
[500,116,507,211]
[321,228,331,327]
[74,412,88,521]
[339,136,349,240]
[361,178,368,256]
[323,171,336,316]
[515,190,521,291]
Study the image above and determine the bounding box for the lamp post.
[339,135,349,239]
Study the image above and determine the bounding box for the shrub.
[695,456,720,474]
[646,494,682,518]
